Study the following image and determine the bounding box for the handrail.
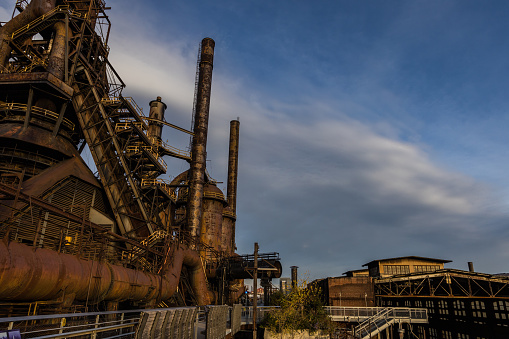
[125,145,167,171]
[11,5,70,39]
[140,178,177,201]
[177,189,226,202]
[0,103,75,130]
[115,121,146,132]
[351,307,428,339]
[222,209,236,219]
[150,138,191,159]
[123,96,145,117]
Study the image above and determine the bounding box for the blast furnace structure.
[0,0,281,316]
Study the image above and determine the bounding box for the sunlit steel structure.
[0,0,280,316]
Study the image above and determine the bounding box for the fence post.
[194,309,199,339]
[119,312,125,335]
[58,318,66,334]
[91,314,100,339]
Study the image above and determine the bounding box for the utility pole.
[253,242,259,339]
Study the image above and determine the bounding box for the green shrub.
[261,280,336,335]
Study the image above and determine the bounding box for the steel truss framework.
[375,269,509,338]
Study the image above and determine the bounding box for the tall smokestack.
[468,262,474,272]
[227,119,240,212]
[291,266,298,290]
[187,38,215,240]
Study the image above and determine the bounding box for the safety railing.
[240,306,279,325]
[352,307,428,339]
[0,309,141,338]
[124,97,145,117]
[140,178,177,201]
[115,121,146,132]
[125,145,167,171]
[11,5,68,38]
[0,305,249,339]
[177,189,226,203]
[222,209,236,219]
[0,103,75,130]
[325,307,384,322]
[150,138,192,160]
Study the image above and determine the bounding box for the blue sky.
[3,0,509,280]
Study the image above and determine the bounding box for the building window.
[383,265,410,275]
[441,331,452,339]
[426,300,435,313]
[404,300,411,307]
[494,300,509,321]
[438,300,449,315]
[415,300,423,308]
[429,328,438,339]
[471,301,487,318]
[453,300,466,316]
[457,334,470,339]
[414,265,441,273]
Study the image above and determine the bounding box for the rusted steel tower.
[0,0,244,314]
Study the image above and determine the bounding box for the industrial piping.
[0,240,211,305]
[47,21,67,80]
[227,120,240,214]
[187,37,215,240]
[0,0,57,67]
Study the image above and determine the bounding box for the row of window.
[381,299,509,320]
[382,264,441,275]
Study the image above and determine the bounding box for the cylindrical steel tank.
[200,183,226,253]
[147,96,167,143]
[221,209,235,256]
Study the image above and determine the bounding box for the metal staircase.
[352,307,428,339]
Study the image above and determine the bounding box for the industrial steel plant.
[0,0,281,316]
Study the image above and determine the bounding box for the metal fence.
[0,305,250,339]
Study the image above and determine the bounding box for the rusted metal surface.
[46,21,66,80]
[0,0,57,66]
[187,37,215,240]
[227,119,240,213]
[200,183,226,254]
[223,119,240,256]
[147,96,166,143]
[221,212,235,255]
[0,240,210,305]
[0,0,240,311]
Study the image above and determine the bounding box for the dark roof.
[362,256,452,267]
[342,269,369,275]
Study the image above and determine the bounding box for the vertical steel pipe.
[227,119,240,213]
[47,21,67,80]
[187,37,215,239]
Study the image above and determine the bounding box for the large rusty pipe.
[187,38,215,239]
[0,241,210,305]
[47,21,66,80]
[0,0,57,67]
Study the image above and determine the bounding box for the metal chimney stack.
[187,37,215,240]
[468,262,474,273]
[291,266,299,290]
[227,119,240,213]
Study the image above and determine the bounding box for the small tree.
[261,279,336,336]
